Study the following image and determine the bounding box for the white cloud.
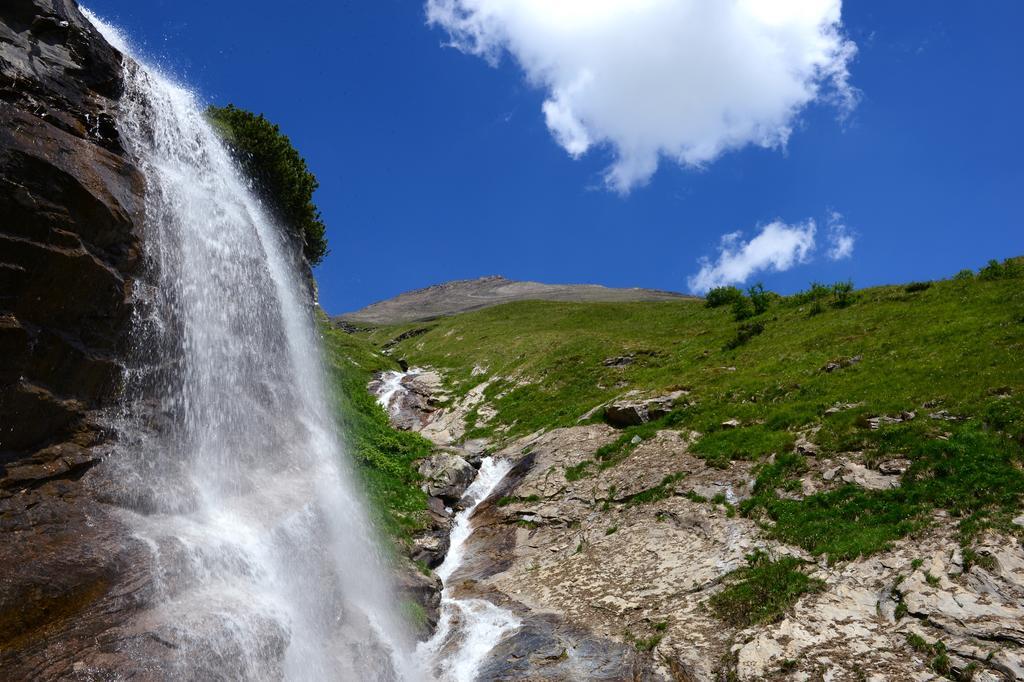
[826,211,855,260]
[426,0,857,192]
[687,220,817,293]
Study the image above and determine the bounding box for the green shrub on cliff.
[207,104,328,265]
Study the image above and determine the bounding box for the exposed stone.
[418,452,476,503]
[721,418,741,429]
[824,401,863,415]
[878,458,911,476]
[604,391,685,428]
[794,434,819,456]
[867,410,916,430]
[603,354,634,367]
[839,460,901,490]
[823,354,863,373]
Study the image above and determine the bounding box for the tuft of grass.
[565,461,593,482]
[709,550,823,627]
[625,632,663,652]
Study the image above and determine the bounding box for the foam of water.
[417,457,521,681]
[83,9,419,680]
[375,368,420,417]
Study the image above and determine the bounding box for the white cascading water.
[84,11,419,680]
[418,457,520,682]
[376,368,420,418]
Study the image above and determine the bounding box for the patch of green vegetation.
[709,550,823,627]
[743,424,1024,560]
[320,315,431,541]
[905,281,933,293]
[724,320,766,350]
[906,634,951,676]
[624,473,686,505]
[400,599,429,631]
[692,426,795,469]
[564,460,593,481]
[605,525,619,535]
[625,632,663,652]
[207,104,327,264]
[705,286,745,309]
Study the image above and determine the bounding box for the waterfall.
[84,11,418,680]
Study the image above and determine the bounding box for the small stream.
[417,457,520,681]
[374,371,521,681]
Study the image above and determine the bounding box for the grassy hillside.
[357,258,1024,560]
[318,314,431,542]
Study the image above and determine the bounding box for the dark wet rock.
[394,561,444,640]
[0,1,153,676]
[477,612,654,681]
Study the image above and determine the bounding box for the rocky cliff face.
[0,0,149,675]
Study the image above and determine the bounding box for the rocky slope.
[363,270,1024,681]
[377,365,1024,681]
[339,274,692,326]
[0,1,152,675]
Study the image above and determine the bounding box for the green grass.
[743,423,1024,560]
[320,315,432,542]
[692,426,795,468]
[709,551,823,627]
[351,259,1024,559]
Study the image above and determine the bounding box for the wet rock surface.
[0,1,156,677]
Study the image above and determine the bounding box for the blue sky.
[85,1,1023,315]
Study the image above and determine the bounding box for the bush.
[791,282,831,306]
[207,104,328,265]
[953,269,975,281]
[904,281,932,293]
[724,320,765,350]
[732,296,755,321]
[831,280,855,308]
[748,283,772,315]
[705,286,744,308]
[978,257,1024,281]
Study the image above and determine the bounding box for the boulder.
[418,452,475,503]
[604,391,685,427]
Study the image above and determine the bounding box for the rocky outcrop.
[449,423,1024,680]
[418,451,475,503]
[0,1,150,676]
[604,390,686,428]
